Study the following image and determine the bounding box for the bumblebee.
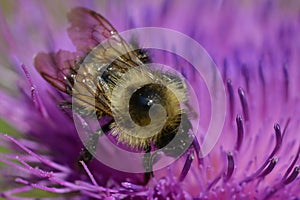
[34,7,198,183]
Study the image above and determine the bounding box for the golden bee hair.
[110,65,188,149]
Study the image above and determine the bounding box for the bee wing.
[67,7,143,67]
[34,50,80,94]
[35,7,143,117]
[67,7,119,55]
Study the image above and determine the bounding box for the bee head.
[110,65,190,149]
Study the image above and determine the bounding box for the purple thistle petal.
[238,87,249,122]
[282,146,300,181]
[1,186,32,197]
[224,151,234,181]
[15,178,76,194]
[235,115,244,151]
[79,161,99,188]
[21,64,49,119]
[3,134,70,173]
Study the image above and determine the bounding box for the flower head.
[0,1,300,199]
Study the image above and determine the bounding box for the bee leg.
[58,101,72,109]
[78,119,114,164]
[78,131,102,164]
[143,146,154,184]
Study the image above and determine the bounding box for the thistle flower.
[0,1,300,200]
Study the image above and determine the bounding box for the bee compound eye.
[128,84,168,129]
[124,84,169,139]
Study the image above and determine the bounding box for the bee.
[34,7,199,183]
